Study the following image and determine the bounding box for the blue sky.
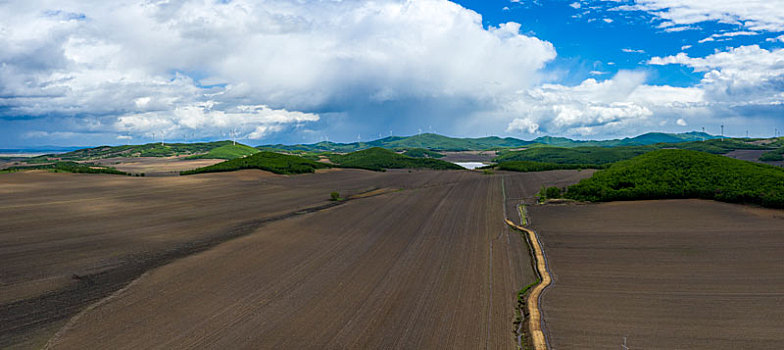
[1,0,783,147]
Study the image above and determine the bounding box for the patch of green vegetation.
[672,138,768,154]
[328,147,463,171]
[565,149,784,208]
[1,161,127,175]
[401,148,444,158]
[495,138,770,166]
[495,146,655,165]
[759,147,784,161]
[517,204,528,226]
[186,143,259,159]
[497,160,600,172]
[537,186,562,202]
[181,151,330,175]
[330,192,341,201]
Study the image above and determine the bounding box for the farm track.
[506,219,551,350]
[1,168,591,349]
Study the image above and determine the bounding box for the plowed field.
[529,200,784,349]
[2,168,588,349]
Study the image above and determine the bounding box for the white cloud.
[767,35,784,42]
[698,31,758,44]
[603,18,614,23]
[649,45,784,103]
[505,71,705,136]
[569,2,582,9]
[613,0,784,32]
[676,118,688,126]
[622,48,646,53]
[0,0,556,141]
[506,118,540,134]
[114,103,319,140]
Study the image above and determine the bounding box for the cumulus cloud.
[505,71,705,136]
[613,0,784,32]
[649,45,784,104]
[114,103,319,140]
[0,0,556,143]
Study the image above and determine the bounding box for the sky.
[1,0,783,147]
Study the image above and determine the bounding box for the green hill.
[186,143,259,159]
[328,147,463,171]
[28,141,236,162]
[181,152,330,175]
[495,138,769,167]
[401,148,445,158]
[564,149,784,208]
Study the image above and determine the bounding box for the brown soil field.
[2,167,589,349]
[724,149,784,167]
[0,168,453,348]
[88,157,225,175]
[502,169,595,224]
[529,200,784,349]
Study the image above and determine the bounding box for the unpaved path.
[506,219,551,350]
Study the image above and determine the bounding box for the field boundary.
[506,218,551,350]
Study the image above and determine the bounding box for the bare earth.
[88,156,224,175]
[1,168,589,349]
[724,150,784,167]
[529,200,784,349]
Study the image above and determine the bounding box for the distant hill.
[495,138,769,166]
[528,131,720,147]
[16,131,730,162]
[328,147,463,171]
[259,131,722,153]
[564,149,784,208]
[186,143,259,160]
[260,133,532,152]
[26,141,238,162]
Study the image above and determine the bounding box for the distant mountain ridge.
[260,131,721,152]
[15,132,724,162]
